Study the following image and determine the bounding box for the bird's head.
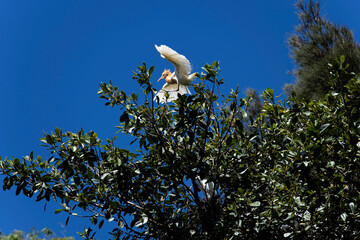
[158,69,172,82]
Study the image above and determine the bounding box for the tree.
[1,59,360,239]
[288,0,360,99]
[0,228,73,240]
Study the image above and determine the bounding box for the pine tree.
[288,0,360,99]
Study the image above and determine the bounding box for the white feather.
[155,45,191,76]
[154,83,190,103]
[196,176,216,200]
[155,44,196,86]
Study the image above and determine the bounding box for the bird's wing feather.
[196,176,216,200]
[155,45,191,76]
[154,83,190,103]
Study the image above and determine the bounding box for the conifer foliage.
[288,0,360,99]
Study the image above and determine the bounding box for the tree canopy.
[288,0,360,99]
[0,228,73,240]
[1,57,360,239]
[2,1,360,239]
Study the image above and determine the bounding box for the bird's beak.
[158,76,164,82]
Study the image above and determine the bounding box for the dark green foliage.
[244,88,263,119]
[0,228,74,240]
[288,0,360,100]
[1,60,360,239]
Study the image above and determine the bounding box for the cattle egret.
[154,81,191,103]
[154,45,197,103]
[196,176,216,201]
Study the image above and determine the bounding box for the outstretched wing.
[155,45,191,77]
[154,83,191,103]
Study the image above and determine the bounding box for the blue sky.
[1,0,359,239]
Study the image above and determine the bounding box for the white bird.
[154,69,191,103]
[154,45,197,103]
[196,176,216,201]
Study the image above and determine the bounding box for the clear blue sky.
[1,0,359,239]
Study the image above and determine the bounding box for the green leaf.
[284,232,292,238]
[55,127,60,136]
[101,172,110,180]
[45,134,53,144]
[249,201,261,207]
[294,197,305,207]
[99,219,104,229]
[148,66,155,76]
[341,212,347,222]
[55,209,63,214]
[15,186,21,195]
[350,202,356,214]
[120,112,129,123]
[340,55,345,64]
[90,216,97,225]
[118,220,125,228]
[319,123,330,133]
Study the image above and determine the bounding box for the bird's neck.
[165,74,177,84]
